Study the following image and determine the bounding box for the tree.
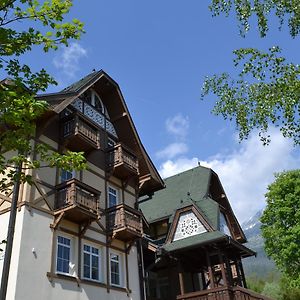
[202,1,300,145]
[0,0,86,189]
[0,1,85,299]
[261,170,300,288]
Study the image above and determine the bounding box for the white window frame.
[82,243,102,282]
[108,186,119,208]
[110,251,123,287]
[56,235,73,276]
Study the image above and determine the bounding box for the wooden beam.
[206,252,215,289]
[50,211,65,229]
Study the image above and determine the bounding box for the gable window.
[110,252,121,286]
[83,244,101,281]
[56,236,71,275]
[219,212,232,237]
[80,89,105,115]
[108,186,119,207]
[173,211,207,241]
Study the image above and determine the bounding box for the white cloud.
[165,114,189,139]
[156,143,189,160]
[53,43,87,78]
[158,128,300,223]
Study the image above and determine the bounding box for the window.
[110,253,121,286]
[219,211,232,237]
[108,186,119,207]
[107,137,116,148]
[83,244,101,281]
[80,89,105,114]
[60,169,74,182]
[56,236,71,275]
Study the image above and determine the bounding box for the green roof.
[139,166,217,224]
[163,231,226,252]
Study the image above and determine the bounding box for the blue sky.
[7,1,300,222]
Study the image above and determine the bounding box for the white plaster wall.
[0,208,25,300]
[14,207,142,300]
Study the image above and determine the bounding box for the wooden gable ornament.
[166,204,214,243]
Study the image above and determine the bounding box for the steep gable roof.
[139,166,211,223]
[37,70,164,196]
[139,165,246,242]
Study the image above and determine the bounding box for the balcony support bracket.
[50,211,65,230]
[125,240,135,254]
[79,219,93,237]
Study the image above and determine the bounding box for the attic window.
[80,89,105,115]
[173,211,207,241]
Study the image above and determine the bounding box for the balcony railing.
[106,143,139,178]
[62,113,100,150]
[55,179,100,216]
[176,286,272,300]
[106,203,143,241]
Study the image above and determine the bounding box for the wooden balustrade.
[62,113,100,151]
[106,143,139,179]
[106,203,143,241]
[176,286,272,300]
[55,179,100,222]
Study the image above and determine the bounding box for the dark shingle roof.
[61,70,101,93]
[163,231,226,252]
[139,166,213,224]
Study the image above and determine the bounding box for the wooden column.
[237,258,247,288]
[178,262,185,295]
[233,258,243,286]
[205,251,215,288]
[218,251,228,286]
[224,255,234,286]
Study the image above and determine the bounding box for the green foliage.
[247,276,266,293]
[201,47,300,145]
[0,1,86,190]
[209,0,300,38]
[261,170,300,288]
[262,282,281,299]
[204,1,300,145]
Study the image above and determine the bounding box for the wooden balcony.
[106,143,139,179]
[106,203,143,242]
[176,286,272,300]
[62,113,100,151]
[54,179,100,223]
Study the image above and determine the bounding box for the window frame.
[60,169,75,183]
[110,251,122,287]
[82,243,102,282]
[107,185,119,208]
[56,235,73,276]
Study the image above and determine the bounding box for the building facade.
[0,70,164,300]
[139,166,272,300]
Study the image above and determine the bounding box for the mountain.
[241,210,277,279]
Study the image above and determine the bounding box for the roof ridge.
[164,165,211,181]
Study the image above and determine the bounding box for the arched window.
[79,89,105,115]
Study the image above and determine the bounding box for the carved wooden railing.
[62,113,100,149]
[55,179,100,215]
[106,203,143,237]
[106,143,139,174]
[176,286,272,300]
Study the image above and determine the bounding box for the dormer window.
[80,89,105,115]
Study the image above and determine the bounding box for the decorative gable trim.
[166,204,214,244]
